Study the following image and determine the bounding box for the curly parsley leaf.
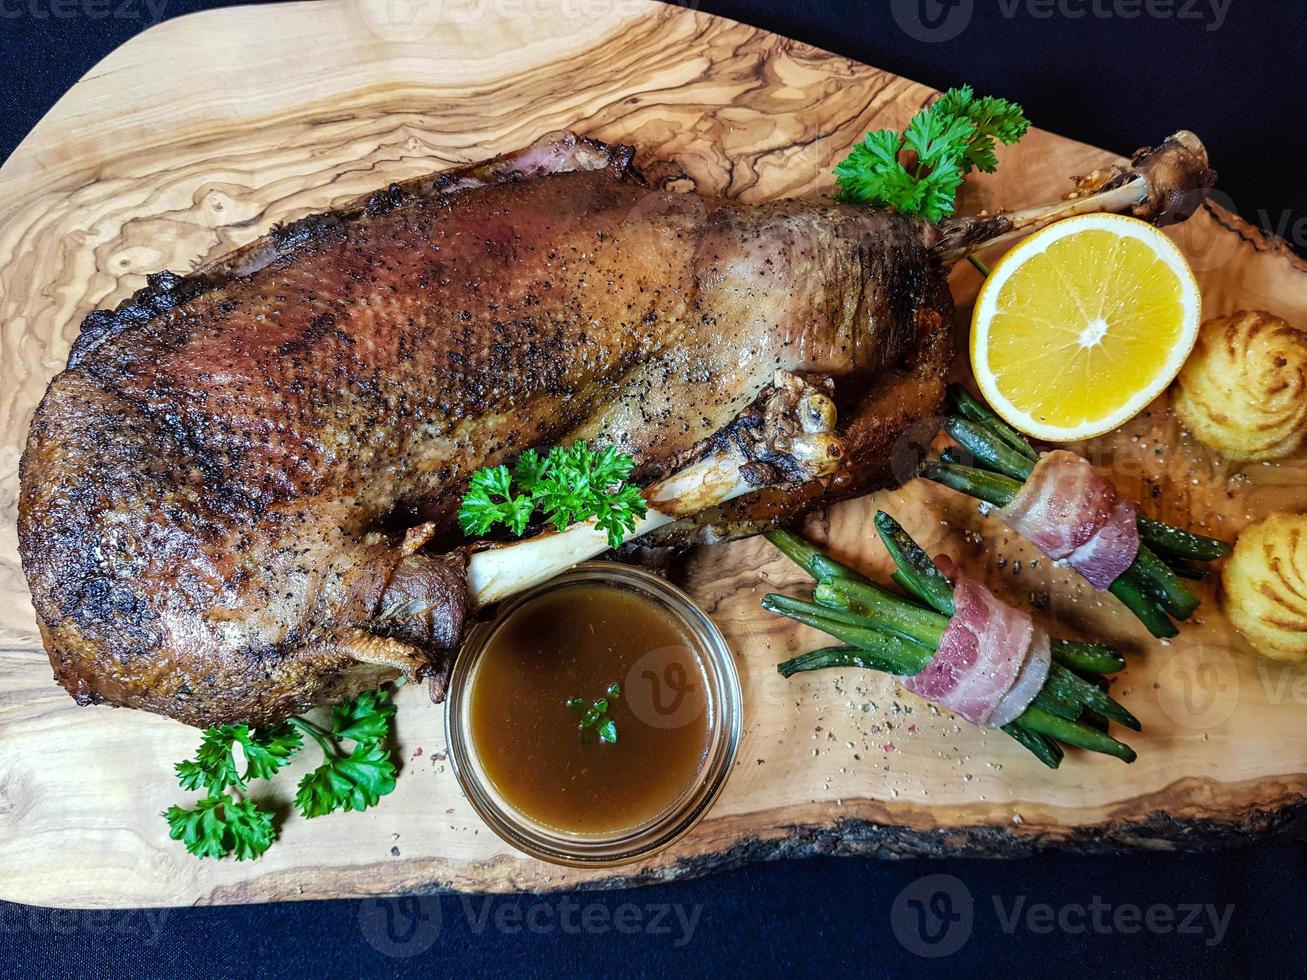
[174,723,302,794]
[934,84,1030,174]
[834,86,1028,222]
[163,793,276,861]
[295,740,398,819]
[330,688,395,745]
[457,464,536,537]
[591,482,648,550]
[239,723,304,782]
[175,725,246,795]
[511,448,547,493]
[459,440,646,549]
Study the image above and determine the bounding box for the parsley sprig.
[163,688,399,861]
[294,690,398,818]
[458,441,647,549]
[834,85,1029,222]
[568,682,622,745]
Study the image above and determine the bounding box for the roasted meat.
[17,130,1213,727]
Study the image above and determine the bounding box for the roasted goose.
[17,130,1214,727]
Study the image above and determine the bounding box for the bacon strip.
[899,565,1037,727]
[990,627,1052,729]
[998,450,1140,590]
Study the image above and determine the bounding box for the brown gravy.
[467,582,712,836]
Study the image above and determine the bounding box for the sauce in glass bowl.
[468,582,711,835]
[445,562,741,866]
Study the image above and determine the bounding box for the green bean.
[939,424,1229,566]
[777,646,905,678]
[1002,723,1063,769]
[1030,685,1086,723]
[777,591,885,630]
[1130,544,1200,620]
[1135,513,1232,562]
[1043,663,1141,731]
[923,459,1182,636]
[765,530,872,584]
[922,460,1022,509]
[762,524,1144,768]
[873,510,956,616]
[816,579,949,649]
[944,416,1036,482]
[1108,572,1179,638]
[1050,639,1126,674]
[947,384,1039,461]
[1016,705,1137,762]
[891,569,924,602]
[761,595,933,675]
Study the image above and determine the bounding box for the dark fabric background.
[2,2,1305,977]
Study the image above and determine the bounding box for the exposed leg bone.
[934,130,1215,264]
[465,372,844,606]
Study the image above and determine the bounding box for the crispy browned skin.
[18,134,951,727]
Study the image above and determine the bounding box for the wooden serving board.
[2,0,1306,909]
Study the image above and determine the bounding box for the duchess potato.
[1223,513,1307,662]
[1174,310,1307,462]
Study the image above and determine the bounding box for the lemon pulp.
[971,214,1201,441]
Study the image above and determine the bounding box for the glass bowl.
[444,561,742,867]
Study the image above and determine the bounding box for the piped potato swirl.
[1175,310,1307,462]
[1223,513,1307,662]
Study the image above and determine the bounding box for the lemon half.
[971,213,1202,442]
